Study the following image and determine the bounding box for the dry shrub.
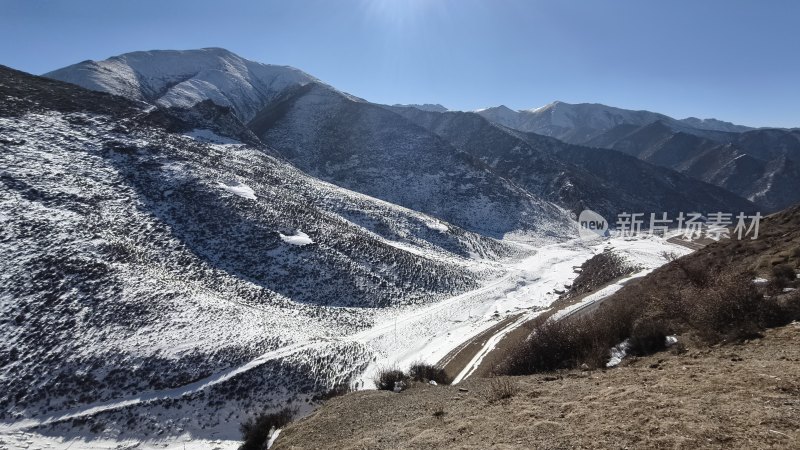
[408,362,451,385]
[373,367,409,391]
[659,250,680,262]
[679,271,764,341]
[313,382,352,401]
[485,377,517,402]
[772,263,797,289]
[239,407,294,450]
[627,318,670,356]
[500,299,637,375]
[676,258,711,287]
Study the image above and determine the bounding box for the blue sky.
[1,0,797,127]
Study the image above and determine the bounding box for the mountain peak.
[45,48,320,121]
[679,116,753,133]
[393,103,449,113]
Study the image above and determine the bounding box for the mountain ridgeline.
[475,102,799,212]
[47,48,763,225]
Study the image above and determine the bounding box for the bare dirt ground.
[274,322,800,450]
[436,313,522,376]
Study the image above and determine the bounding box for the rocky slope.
[587,121,800,211]
[0,65,520,442]
[47,49,759,238]
[390,106,756,219]
[45,47,321,122]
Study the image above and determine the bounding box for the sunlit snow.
[279,230,314,246]
[217,180,256,200]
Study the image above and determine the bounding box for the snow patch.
[266,429,281,449]
[217,180,256,200]
[606,339,630,367]
[425,220,449,233]
[279,230,314,246]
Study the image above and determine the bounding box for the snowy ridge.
[45,48,323,122]
[0,66,528,446]
[476,101,753,144]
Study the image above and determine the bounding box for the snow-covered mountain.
[45,48,325,122]
[389,106,756,219]
[249,82,572,239]
[45,49,761,232]
[476,101,753,144]
[475,101,800,210]
[1,47,775,448]
[47,49,574,239]
[392,103,449,112]
[586,121,800,211]
[0,65,526,444]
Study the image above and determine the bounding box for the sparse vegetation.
[772,263,797,288]
[500,300,635,374]
[239,407,294,450]
[312,382,353,402]
[500,205,800,376]
[484,377,517,402]
[408,362,451,385]
[659,250,681,262]
[563,251,641,299]
[373,367,409,392]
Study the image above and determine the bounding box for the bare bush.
[485,377,517,402]
[659,250,681,262]
[373,367,409,392]
[680,271,764,341]
[408,362,451,385]
[313,382,352,402]
[240,407,294,450]
[627,318,669,356]
[772,264,797,289]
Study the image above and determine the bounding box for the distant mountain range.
[474,101,799,211]
[46,48,760,220]
[475,101,754,143]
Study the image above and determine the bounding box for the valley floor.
[274,322,800,450]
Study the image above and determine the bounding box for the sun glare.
[361,0,448,29]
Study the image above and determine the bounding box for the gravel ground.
[274,322,800,449]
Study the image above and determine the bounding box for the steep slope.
[271,205,800,450]
[0,66,520,442]
[589,121,800,211]
[45,47,321,122]
[390,106,756,219]
[248,82,572,239]
[48,49,574,240]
